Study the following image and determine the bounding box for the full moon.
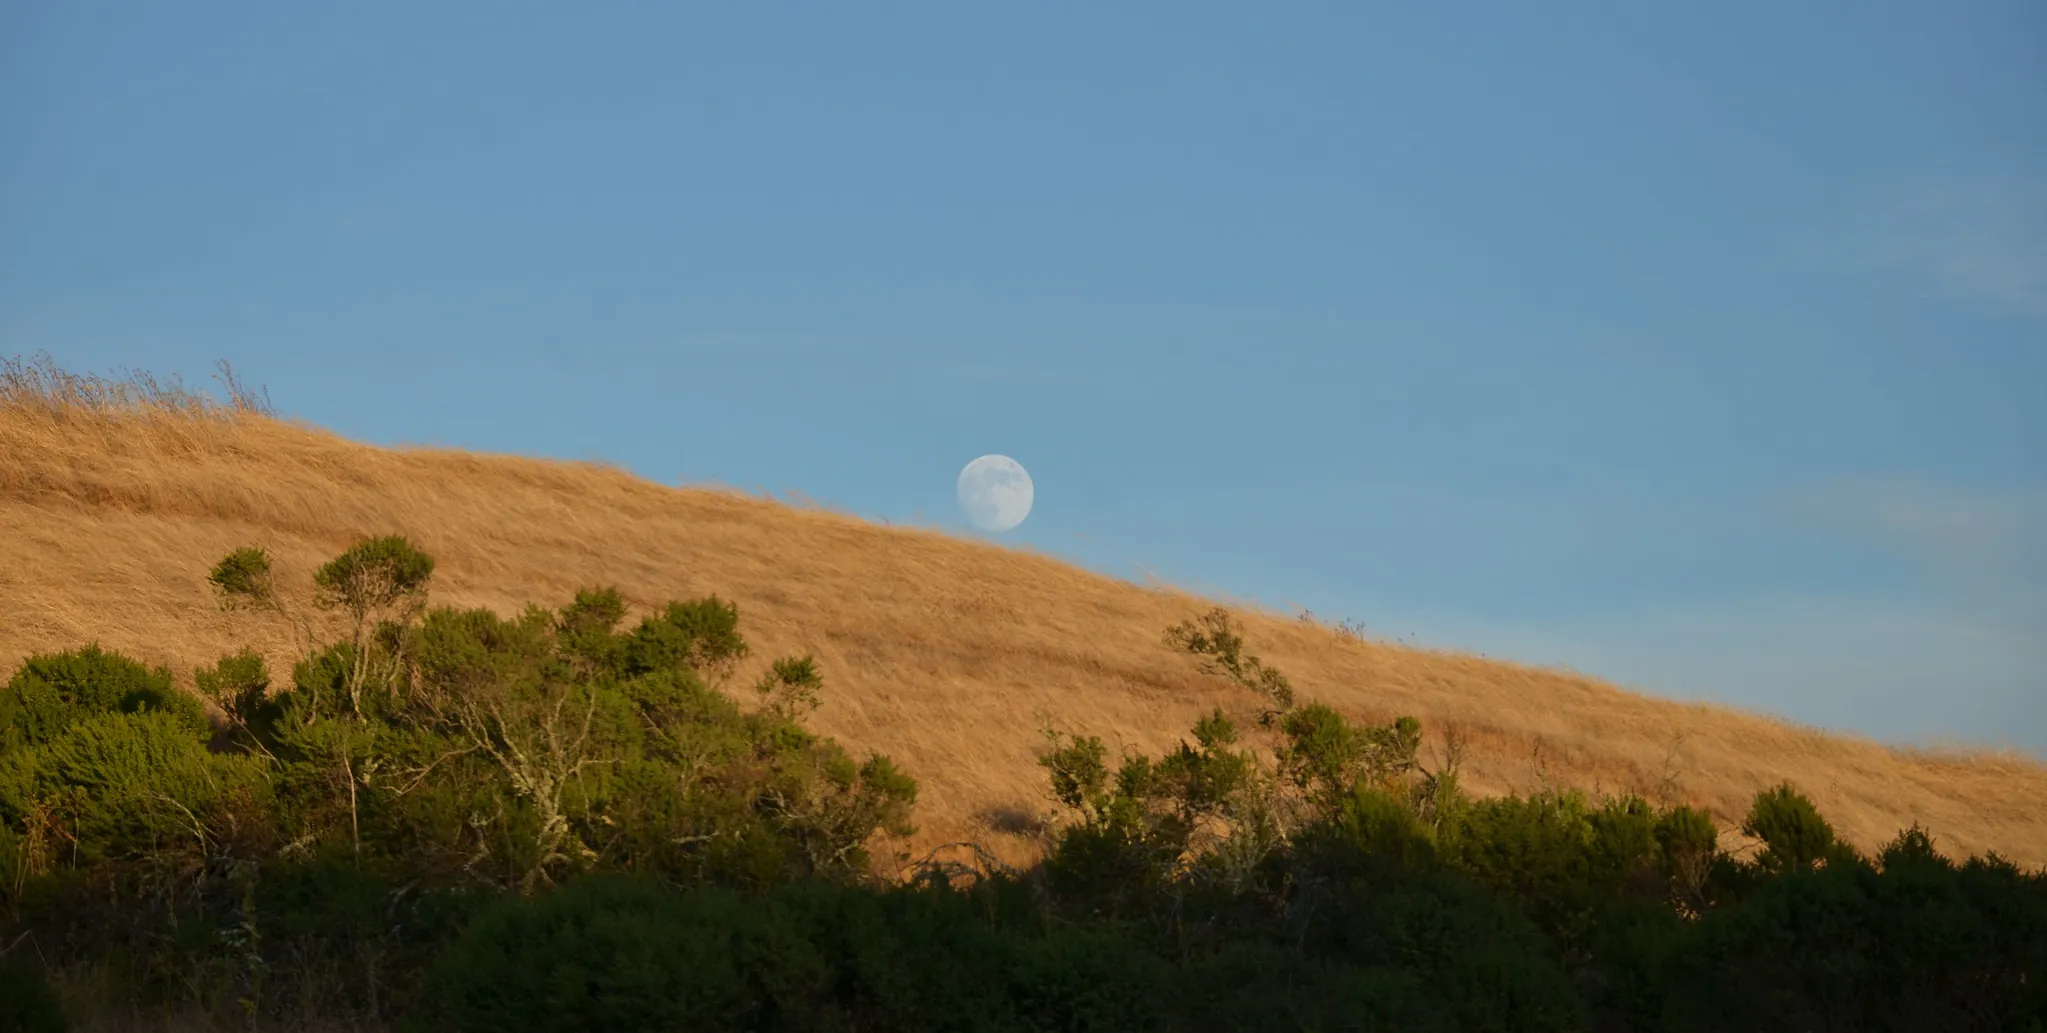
[956,454,1034,532]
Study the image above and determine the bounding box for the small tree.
[408,606,606,890]
[1654,804,1722,910]
[211,537,435,718]
[1877,823,1950,874]
[313,536,435,714]
[1742,783,1844,874]
[1165,609,1295,724]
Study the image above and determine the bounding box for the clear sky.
[4,2,2043,753]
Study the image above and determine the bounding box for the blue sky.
[4,2,2043,752]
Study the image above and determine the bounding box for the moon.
[956,454,1034,532]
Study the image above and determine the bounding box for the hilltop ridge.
[4,362,2043,868]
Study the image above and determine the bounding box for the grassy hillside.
[5,358,2044,869]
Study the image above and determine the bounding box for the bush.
[207,546,276,606]
[621,597,750,679]
[0,645,207,751]
[419,875,768,1032]
[1742,782,1859,875]
[1172,944,1453,1033]
[1441,790,1598,918]
[1009,930,1170,1033]
[1309,782,1439,873]
[313,536,435,620]
[425,876,1033,1033]
[29,711,263,862]
[194,647,271,730]
[1304,871,1589,1033]
[1660,854,2047,1032]
[769,881,1024,1032]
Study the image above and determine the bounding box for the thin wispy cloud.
[1854,179,2047,320]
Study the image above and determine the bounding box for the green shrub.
[207,546,276,607]
[313,535,435,623]
[1306,871,1588,1033]
[0,645,206,751]
[1660,853,2047,1032]
[1165,608,1295,720]
[1319,782,1439,871]
[750,881,1023,1032]
[33,712,261,861]
[194,647,271,730]
[1173,943,1453,1033]
[1442,790,1597,916]
[418,875,767,1032]
[554,587,627,674]
[1010,930,1170,1033]
[1585,795,1662,888]
[1741,782,1856,875]
[1877,822,1949,874]
[1654,805,1720,892]
[422,876,1024,1033]
[0,748,37,829]
[621,596,750,678]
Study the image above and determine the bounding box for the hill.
[4,359,2044,869]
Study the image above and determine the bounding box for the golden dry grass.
[4,356,2044,870]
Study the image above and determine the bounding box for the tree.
[408,606,605,890]
[1743,783,1853,875]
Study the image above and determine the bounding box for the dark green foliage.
[26,712,265,863]
[1172,944,1451,1033]
[1323,783,1439,870]
[1742,782,1846,874]
[1303,871,1589,1033]
[1276,704,1422,807]
[1660,850,2047,1032]
[0,953,68,1033]
[759,880,1022,1031]
[1152,708,1256,819]
[1033,714,1274,923]
[1039,732,1113,819]
[1,539,935,1026]
[1655,803,1720,905]
[194,647,270,729]
[418,875,769,1032]
[621,596,750,678]
[0,644,207,751]
[421,875,1032,1033]
[1443,790,1600,912]
[554,586,627,673]
[1010,931,1170,1033]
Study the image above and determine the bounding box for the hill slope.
[5,394,2044,868]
